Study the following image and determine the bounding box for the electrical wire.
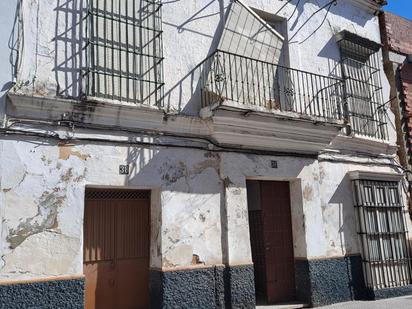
[298,0,336,44]
[274,0,293,17]
[1,122,319,159]
[288,0,337,43]
[287,0,301,21]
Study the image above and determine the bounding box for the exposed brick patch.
[380,12,412,56]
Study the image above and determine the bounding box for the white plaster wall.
[219,153,324,260]
[1,134,411,279]
[318,160,406,258]
[0,137,226,279]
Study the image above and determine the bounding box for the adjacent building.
[1,0,411,308]
[380,10,412,212]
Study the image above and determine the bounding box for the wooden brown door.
[248,181,295,304]
[84,189,150,309]
[261,181,295,303]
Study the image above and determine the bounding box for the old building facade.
[0,0,411,308]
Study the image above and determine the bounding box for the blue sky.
[385,0,412,20]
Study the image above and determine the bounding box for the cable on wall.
[298,0,336,44]
[288,0,337,43]
[274,0,293,17]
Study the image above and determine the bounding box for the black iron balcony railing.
[200,50,345,122]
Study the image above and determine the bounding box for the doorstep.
[256,302,309,309]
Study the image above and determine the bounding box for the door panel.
[115,199,150,309]
[260,181,295,304]
[84,261,116,309]
[116,259,149,309]
[84,190,150,309]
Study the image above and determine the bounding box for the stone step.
[256,302,309,309]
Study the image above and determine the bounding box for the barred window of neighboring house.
[351,174,412,290]
[337,31,388,140]
[83,0,163,106]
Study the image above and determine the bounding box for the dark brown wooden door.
[260,181,295,303]
[248,181,295,304]
[84,189,150,309]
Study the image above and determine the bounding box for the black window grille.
[352,179,412,290]
[337,31,388,140]
[83,0,164,106]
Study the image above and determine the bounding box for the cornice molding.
[348,170,403,182]
[6,93,211,138]
[7,94,396,156]
[327,134,398,157]
[348,0,385,13]
[208,104,344,154]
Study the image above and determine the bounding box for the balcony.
[199,50,346,154]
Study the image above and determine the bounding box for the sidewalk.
[318,295,412,309]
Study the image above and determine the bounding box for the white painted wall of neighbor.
[0,0,17,126]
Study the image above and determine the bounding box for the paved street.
[318,295,412,309]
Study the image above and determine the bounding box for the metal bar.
[354,179,412,290]
[84,0,164,105]
[89,9,163,34]
[125,0,130,101]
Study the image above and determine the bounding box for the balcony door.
[247,180,296,304]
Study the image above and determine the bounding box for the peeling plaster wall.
[2,135,407,280]
[0,138,227,279]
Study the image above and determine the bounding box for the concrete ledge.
[0,277,84,309]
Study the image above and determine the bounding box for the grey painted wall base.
[0,278,84,309]
[373,285,412,300]
[294,255,412,307]
[150,264,255,309]
[295,255,367,307]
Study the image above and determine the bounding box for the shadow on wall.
[286,0,370,43]
[162,0,228,115]
[54,0,85,99]
[2,0,21,120]
[162,0,286,115]
[318,37,342,79]
[124,137,228,261]
[52,0,229,112]
[328,174,358,255]
[284,0,372,79]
